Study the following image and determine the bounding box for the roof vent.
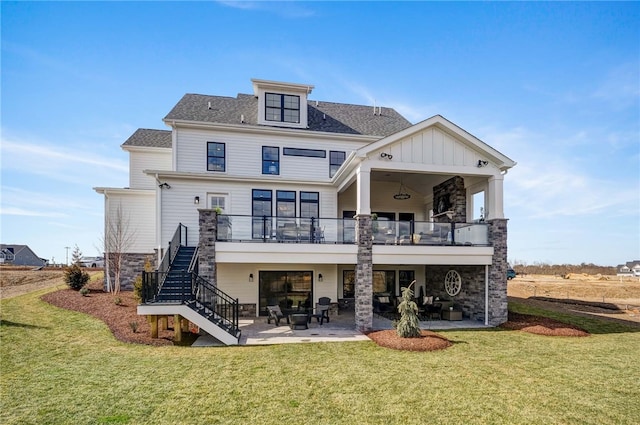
[208,101,212,110]
[241,114,245,123]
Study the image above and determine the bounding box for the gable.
[358,115,516,171]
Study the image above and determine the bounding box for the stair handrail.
[157,223,188,279]
[190,273,240,340]
[187,246,199,275]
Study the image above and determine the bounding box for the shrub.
[114,297,122,306]
[129,321,138,333]
[396,281,421,338]
[79,287,89,296]
[64,264,90,291]
[133,257,154,304]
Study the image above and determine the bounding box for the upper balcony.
[215,215,490,246]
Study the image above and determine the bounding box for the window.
[252,189,272,238]
[343,270,355,298]
[300,192,319,218]
[283,148,326,158]
[373,270,396,294]
[276,191,296,218]
[207,142,225,172]
[330,151,346,178]
[208,194,227,212]
[265,93,300,123]
[262,146,280,175]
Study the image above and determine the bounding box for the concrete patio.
[192,311,492,346]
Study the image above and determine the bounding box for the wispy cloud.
[216,1,316,18]
[483,126,640,220]
[0,133,128,187]
[592,62,640,110]
[0,206,68,218]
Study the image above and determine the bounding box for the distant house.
[617,260,640,277]
[0,244,46,267]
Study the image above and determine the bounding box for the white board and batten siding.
[106,191,156,253]
[385,127,490,168]
[129,149,172,190]
[174,127,366,180]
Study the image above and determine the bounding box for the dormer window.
[266,93,300,123]
[252,78,313,129]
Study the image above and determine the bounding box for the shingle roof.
[164,93,412,138]
[122,129,172,148]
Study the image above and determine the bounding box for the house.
[95,78,516,345]
[0,244,47,267]
[617,260,640,277]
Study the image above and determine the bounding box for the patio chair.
[266,305,289,326]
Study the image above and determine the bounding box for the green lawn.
[1,289,639,425]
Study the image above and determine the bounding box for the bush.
[64,264,90,291]
[396,282,421,338]
[79,287,89,296]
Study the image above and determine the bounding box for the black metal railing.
[157,223,188,281]
[215,215,491,246]
[191,273,239,337]
[141,269,240,340]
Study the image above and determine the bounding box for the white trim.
[485,265,489,326]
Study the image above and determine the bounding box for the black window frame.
[276,190,296,218]
[329,150,346,178]
[265,93,300,123]
[300,191,319,219]
[283,148,326,158]
[262,146,280,175]
[252,189,273,239]
[207,142,226,172]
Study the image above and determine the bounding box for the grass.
[1,291,639,425]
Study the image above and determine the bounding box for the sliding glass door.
[259,271,313,314]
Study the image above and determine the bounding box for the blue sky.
[1,1,638,266]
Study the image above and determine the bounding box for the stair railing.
[156,223,188,284]
[191,273,240,338]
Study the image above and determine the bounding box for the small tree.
[396,280,421,338]
[64,264,90,290]
[102,202,136,294]
[71,244,83,265]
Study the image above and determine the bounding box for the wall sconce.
[158,182,171,189]
[318,273,323,282]
[194,196,200,205]
[249,273,254,282]
[477,160,488,168]
[380,152,393,160]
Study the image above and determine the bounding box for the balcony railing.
[215,215,490,246]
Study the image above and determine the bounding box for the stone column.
[355,214,373,332]
[198,209,217,286]
[487,218,508,325]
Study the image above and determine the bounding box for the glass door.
[259,271,313,315]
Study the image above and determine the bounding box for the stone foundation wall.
[424,265,486,322]
[355,214,373,332]
[104,252,154,292]
[238,303,257,317]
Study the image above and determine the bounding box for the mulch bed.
[500,311,590,337]
[41,280,177,346]
[367,329,453,351]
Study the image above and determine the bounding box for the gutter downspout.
[154,173,163,267]
[484,265,489,325]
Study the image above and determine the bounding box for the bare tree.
[101,202,136,294]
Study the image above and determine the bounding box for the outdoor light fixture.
[477,160,488,168]
[158,182,171,189]
[380,152,393,160]
[194,196,200,205]
[249,273,254,282]
[393,180,411,200]
[318,273,323,282]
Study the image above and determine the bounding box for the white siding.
[384,127,485,167]
[106,192,156,253]
[129,150,172,189]
[174,127,366,181]
[159,179,339,247]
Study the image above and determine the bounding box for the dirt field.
[508,274,640,325]
[0,266,102,299]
